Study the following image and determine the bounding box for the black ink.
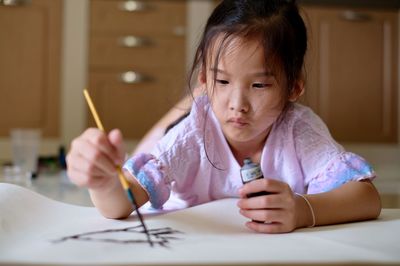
[126,188,153,246]
[53,226,183,248]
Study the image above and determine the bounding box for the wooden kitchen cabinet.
[302,6,398,143]
[88,0,186,139]
[0,0,61,137]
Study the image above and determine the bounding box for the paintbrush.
[83,89,153,246]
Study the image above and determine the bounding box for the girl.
[67,0,381,233]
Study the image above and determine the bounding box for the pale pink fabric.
[124,96,376,210]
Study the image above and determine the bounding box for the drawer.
[90,0,186,36]
[89,34,185,68]
[88,68,185,138]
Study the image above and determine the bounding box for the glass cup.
[10,128,41,179]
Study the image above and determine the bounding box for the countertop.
[0,171,93,207]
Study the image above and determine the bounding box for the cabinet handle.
[120,71,151,84]
[0,0,30,6]
[340,10,372,22]
[118,1,150,12]
[173,26,186,37]
[118,36,151,48]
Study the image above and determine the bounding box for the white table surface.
[0,183,399,266]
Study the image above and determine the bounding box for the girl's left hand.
[237,178,301,233]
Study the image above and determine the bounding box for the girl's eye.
[252,83,270,89]
[216,79,229,85]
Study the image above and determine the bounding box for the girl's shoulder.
[276,103,342,154]
[284,103,344,158]
[285,103,320,122]
[282,103,331,136]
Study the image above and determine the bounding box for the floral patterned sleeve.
[290,104,377,194]
[123,153,171,209]
[307,152,376,194]
[122,100,204,209]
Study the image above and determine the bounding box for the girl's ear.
[195,70,208,96]
[289,79,305,102]
[197,70,206,85]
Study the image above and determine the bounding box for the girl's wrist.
[89,173,121,198]
[294,193,316,228]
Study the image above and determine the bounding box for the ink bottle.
[240,158,269,198]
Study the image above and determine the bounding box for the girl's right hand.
[66,128,126,192]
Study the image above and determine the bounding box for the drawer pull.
[173,26,186,37]
[340,10,372,22]
[118,36,151,48]
[119,1,149,12]
[0,0,30,6]
[120,71,149,84]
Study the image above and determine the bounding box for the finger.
[83,128,119,163]
[70,137,117,176]
[239,208,284,223]
[239,179,290,197]
[78,128,118,164]
[108,128,126,165]
[245,221,290,234]
[68,166,113,189]
[67,149,119,188]
[68,150,114,177]
[67,167,93,187]
[237,194,285,209]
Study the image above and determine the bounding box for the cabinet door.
[0,0,61,137]
[88,67,184,139]
[88,0,186,139]
[303,7,398,143]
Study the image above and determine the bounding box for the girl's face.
[202,37,287,150]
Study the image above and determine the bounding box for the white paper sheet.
[0,183,399,265]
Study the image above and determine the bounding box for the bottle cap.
[240,158,263,183]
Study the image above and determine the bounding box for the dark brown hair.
[188,0,307,102]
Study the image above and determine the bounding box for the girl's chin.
[223,128,269,146]
[224,132,254,144]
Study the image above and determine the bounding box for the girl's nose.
[229,88,249,113]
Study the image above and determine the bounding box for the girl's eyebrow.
[210,68,274,77]
[210,68,228,74]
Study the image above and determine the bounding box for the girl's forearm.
[301,180,381,227]
[89,178,133,219]
[89,174,149,219]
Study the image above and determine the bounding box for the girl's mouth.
[228,118,249,128]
